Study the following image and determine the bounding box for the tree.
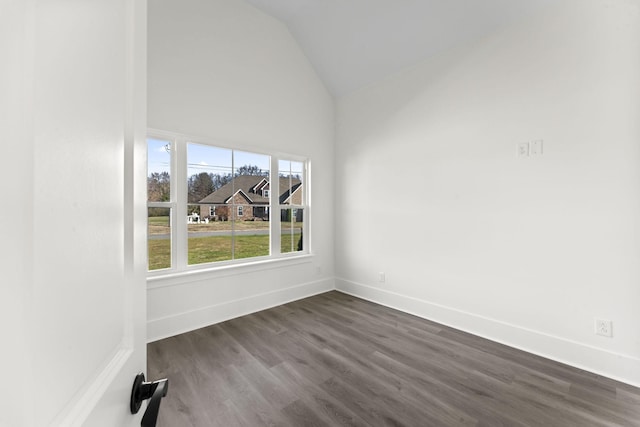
[211,173,232,191]
[279,173,301,180]
[235,164,268,177]
[188,172,215,203]
[147,171,170,202]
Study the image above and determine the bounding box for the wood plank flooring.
[147,291,640,426]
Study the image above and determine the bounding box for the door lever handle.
[130,373,169,427]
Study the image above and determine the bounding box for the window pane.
[281,208,304,253]
[147,138,171,202]
[186,147,272,265]
[187,144,234,265]
[231,150,270,218]
[188,203,232,265]
[148,207,171,270]
[278,160,303,206]
[232,151,271,260]
[187,143,232,203]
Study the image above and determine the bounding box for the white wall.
[1,2,34,424]
[335,0,640,386]
[147,0,335,341]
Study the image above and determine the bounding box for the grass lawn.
[148,216,302,235]
[188,221,270,233]
[148,215,170,235]
[148,232,302,270]
[148,216,170,225]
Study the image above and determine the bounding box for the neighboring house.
[198,175,302,221]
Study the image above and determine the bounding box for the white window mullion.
[231,150,235,259]
[303,160,310,254]
[270,156,280,255]
[174,138,188,269]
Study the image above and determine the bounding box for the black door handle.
[130,373,169,427]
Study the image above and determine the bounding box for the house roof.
[198,175,301,205]
[280,182,302,205]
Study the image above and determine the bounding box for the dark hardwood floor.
[148,291,640,426]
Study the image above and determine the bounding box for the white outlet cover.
[530,140,543,156]
[595,318,612,337]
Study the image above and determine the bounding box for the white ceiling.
[245,0,554,97]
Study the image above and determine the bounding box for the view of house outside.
[147,138,305,271]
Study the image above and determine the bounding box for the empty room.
[3,0,640,426]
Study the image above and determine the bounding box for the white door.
[0,0,150,426]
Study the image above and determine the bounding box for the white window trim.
[147,129,311,278]
[282,185,302,205]
[277,159,308,254]
[251,178,268,193]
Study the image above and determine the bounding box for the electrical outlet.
[594,318,612,337]
[379,272,385,283]
[517,142,530,157]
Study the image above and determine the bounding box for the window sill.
[147,253,314,289]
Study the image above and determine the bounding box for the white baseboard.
[147,277,334,343]
[335,277,640,388]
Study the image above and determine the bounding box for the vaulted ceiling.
[245,0,554,97]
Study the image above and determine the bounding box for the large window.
[147,132,309,273]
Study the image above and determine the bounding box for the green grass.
[188,235,270,264]
[148,216,303,235]
[281,231,303,253]
[148,233,302,270]
[148,216,169,226]
[148,238,172,270]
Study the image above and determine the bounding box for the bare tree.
[235,164,268,177]
[188,172,215,203]
[147,171,170,202]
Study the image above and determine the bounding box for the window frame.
[278,159,307,254]
[147,129,311,277]
[146,137,177,271]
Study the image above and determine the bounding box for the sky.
[147,137,171,176]
[147,137,303,178]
